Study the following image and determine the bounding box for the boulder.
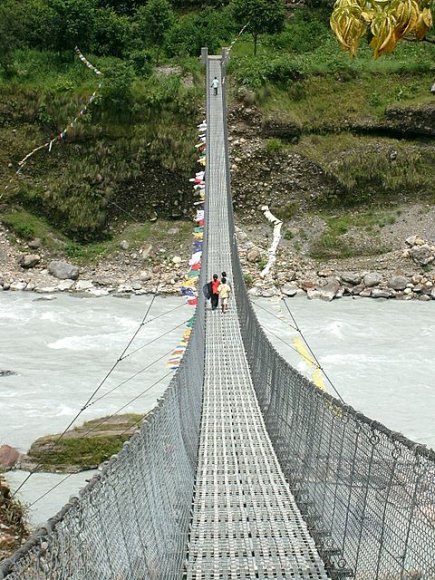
[35,286,57,293]
[371,289,392,299]
[139,270,152,282]
[57,279,75,291]
[0,445,20,469]
[307,289,321,300]
[418,294,431,301]
[388,275,408,291]
[340,271,361,285]
[75,280,94,291]
[10,281,27,291]
[19,254,40,269]
[89,288,110,297]
[318,269,335,278]
[281,283,298,297]
[28,238,41,250]
[363,272,382,287]
[405,235,418,246]
[119,240,129,250]
[319,279,340,302]
[132,281,143,291]
[247,247,261,263]
[248,286,260,297]
[172,256,182,265]
[48,261,79,280]
[410,245,434,266]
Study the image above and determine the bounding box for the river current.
[1,292,434,526]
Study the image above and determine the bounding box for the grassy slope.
[0,50,203,244]
[227,16,435,259]
[0,9,434,261]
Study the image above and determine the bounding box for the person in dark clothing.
[210,274,220,310]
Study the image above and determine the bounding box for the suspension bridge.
[1,50,435,580]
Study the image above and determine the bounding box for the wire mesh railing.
[220,52,435,580]
[2,49,435,580]
[0,116,209,580]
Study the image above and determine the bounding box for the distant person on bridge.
[218,277,231,313]
[210,274,220,310]
[211,77,219,96]
[221,271,232,290]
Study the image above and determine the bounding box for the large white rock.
[388,275,408,290]
[75,280,94,291]
[57,280,75,291]
[10,281,27,291]
[281,283,298,297]
[48,261,79,280]
[319,279,341,302]
[340,271,361,285]
[363,272,382,287]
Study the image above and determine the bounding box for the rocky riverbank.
[0,477,27,561]
[1,212,435,302]
[0,415,144,474]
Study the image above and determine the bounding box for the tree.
[133,0,174,62]
[0,0,25,76]
[330,0,434,58]
[231,0,286,55]
[23,0,58,51]
[93,8,131,57]
[47,0,97,53]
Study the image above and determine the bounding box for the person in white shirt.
[211,77,219,96]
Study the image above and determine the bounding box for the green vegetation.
[27,414,144,470]
[0,0,433,257]
[231,0,285,55]
[288,134,435,207]
[274,201,299,221]
[243,272,254,287]
[310,210,396,259]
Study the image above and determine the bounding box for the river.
[1,292,434,527]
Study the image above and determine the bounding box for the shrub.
[92,8,131,57]
[100,61,135,114]
[265,138,283,153]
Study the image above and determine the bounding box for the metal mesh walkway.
[184,57,329,579]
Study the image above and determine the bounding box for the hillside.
[0,2,434,296]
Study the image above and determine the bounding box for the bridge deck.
[184,57,329,579]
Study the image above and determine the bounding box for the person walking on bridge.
[211,76,219,96]
[210,273,220,310]
[218,277,231,313]
[221,271,232,291]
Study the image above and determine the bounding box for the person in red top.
[210,274,220,310]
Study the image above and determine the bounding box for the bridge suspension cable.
[253,299,346,403]
[12,282,163,497]
[23,369,173,510]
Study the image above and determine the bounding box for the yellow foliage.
[330,0,434,57]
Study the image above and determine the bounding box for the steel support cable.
[282,298,346,403]
[120,317,190,362]
[23,369,173,510]
[284,300,435,540]
[86,346,176,408]
[254,299,345,403]
[12,280,162,497]
[271,299,435,540]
